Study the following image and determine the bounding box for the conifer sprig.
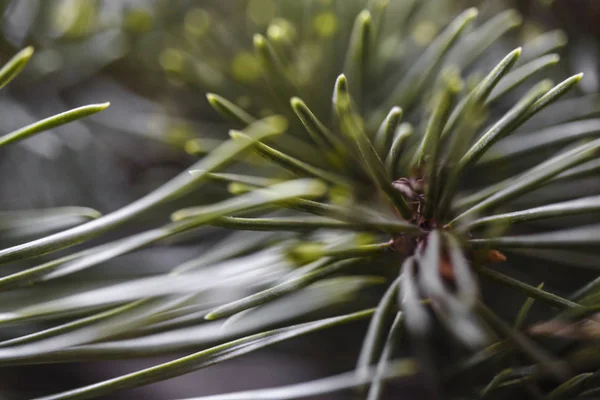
[1,2,600,399]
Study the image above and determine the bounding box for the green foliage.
[2,1,600,399]
[0,48,108,239]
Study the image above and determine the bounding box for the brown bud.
[487,250,507,263]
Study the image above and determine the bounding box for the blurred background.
[0,0,599,398]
